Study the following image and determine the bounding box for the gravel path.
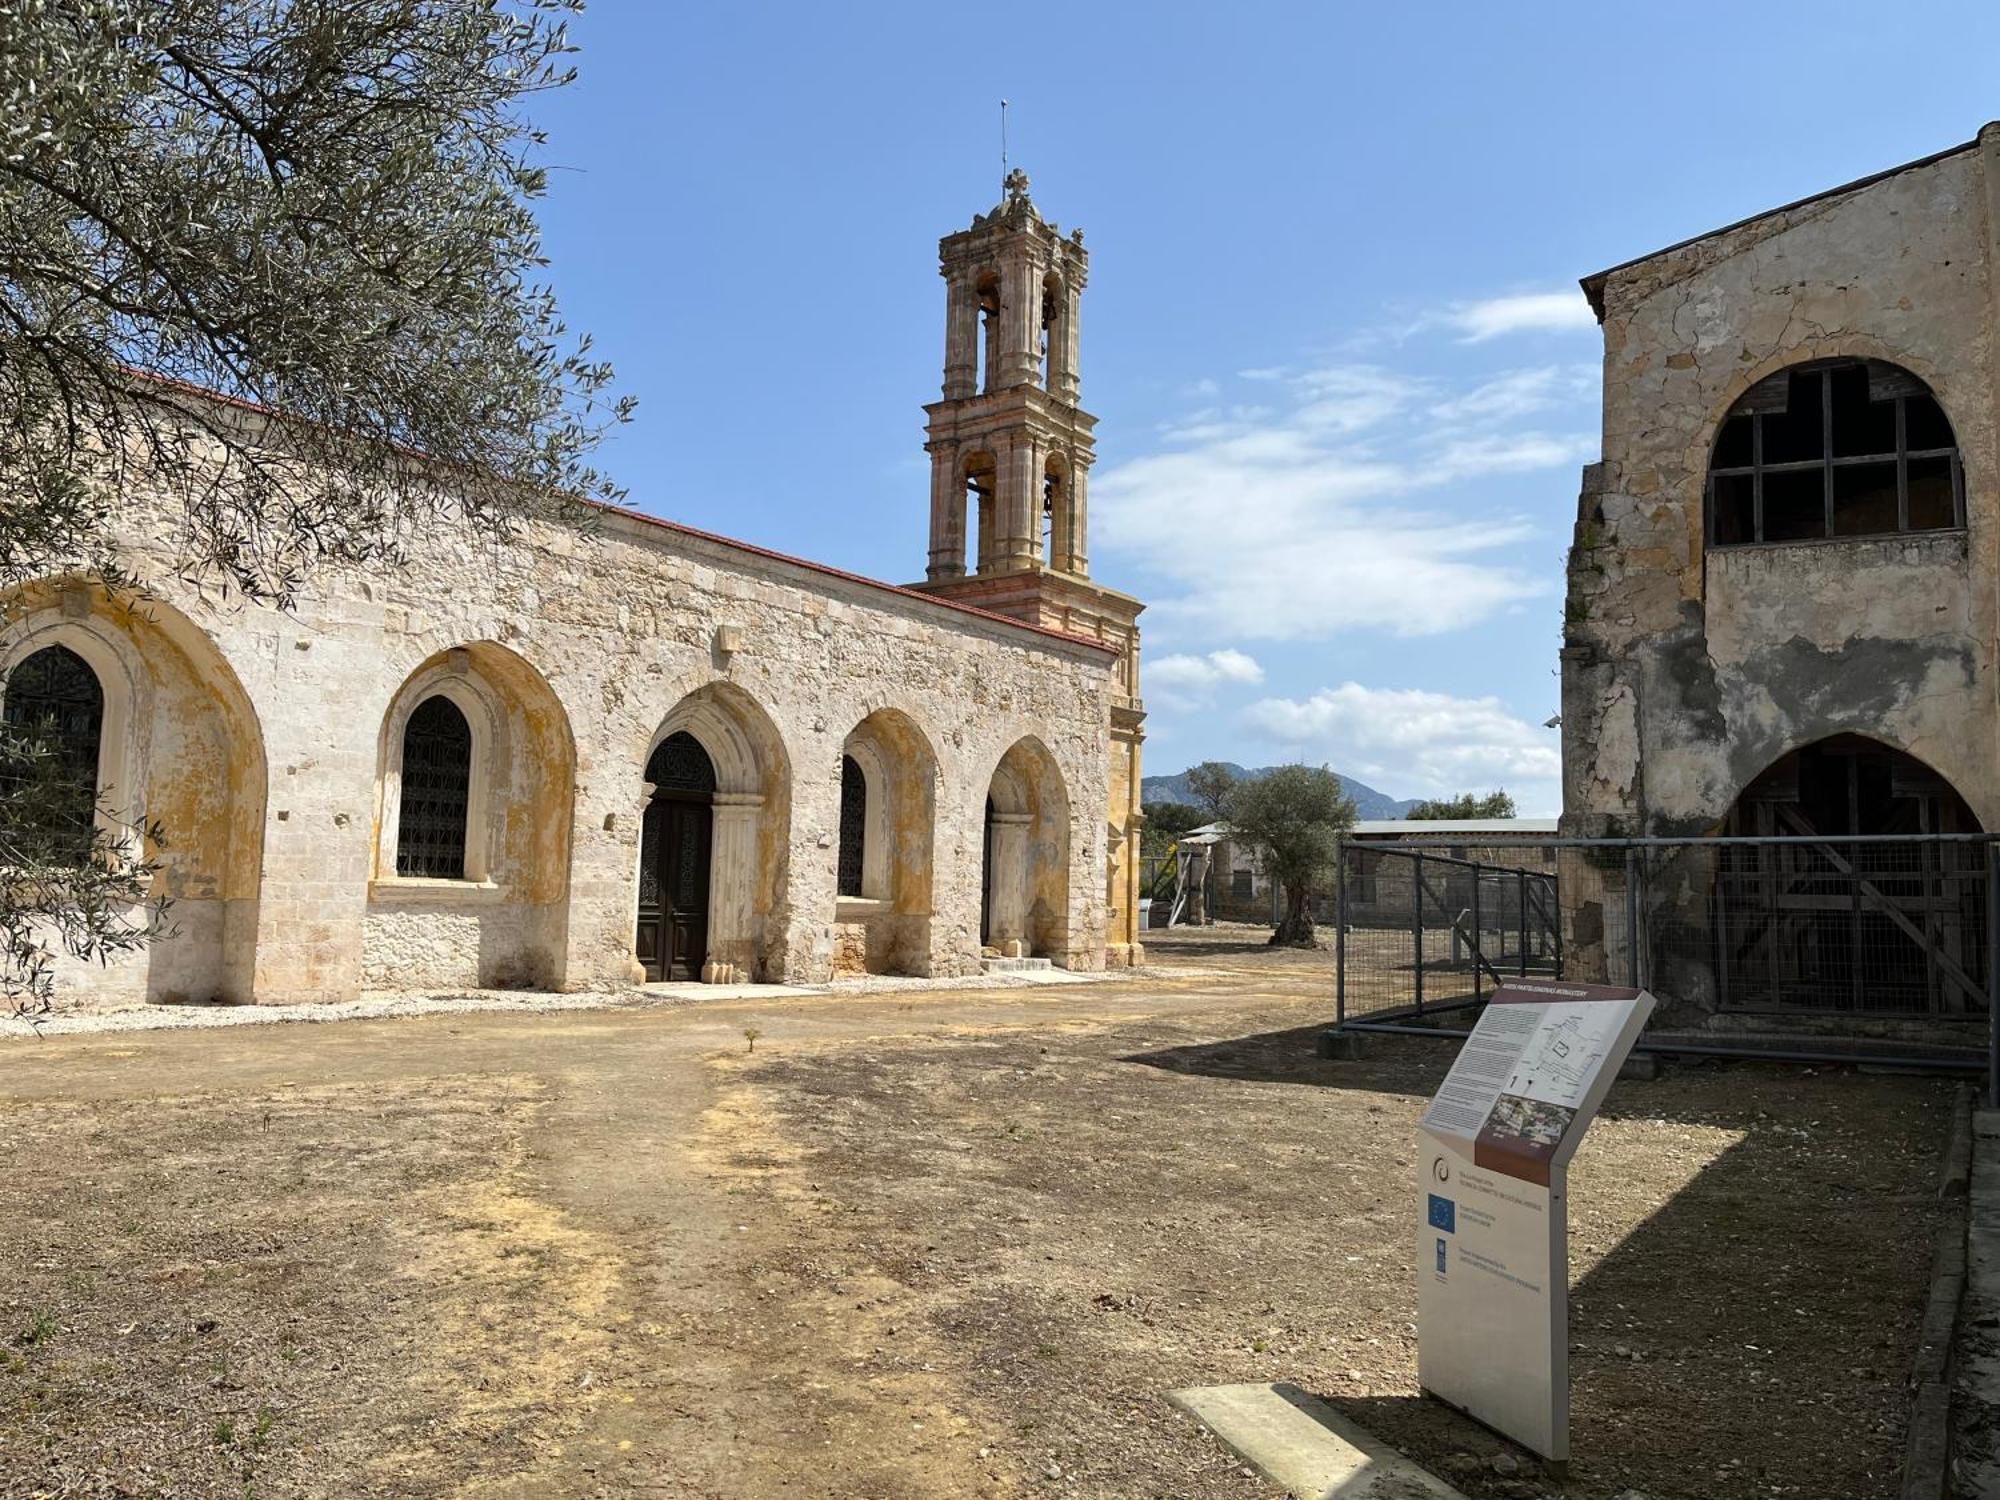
[2,964,1151,1040]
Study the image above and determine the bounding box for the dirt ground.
[0,926,1952,1498]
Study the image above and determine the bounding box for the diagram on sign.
[1502,1002,1627,1110]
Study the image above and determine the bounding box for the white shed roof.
[1349,818,1559,837]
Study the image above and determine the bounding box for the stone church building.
[9,173,1146,1008]
[1561,124,2000,1014]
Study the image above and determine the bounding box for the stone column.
[987,811,1031,955]
[1050,283,1081,403]
[1046,458,1074,574]
[995,436,1038,571]
[703,792,763,983]
[943,273,978,399]
[998,255,1042,389]
[1067,459,1090,576]
[926,446,965,581]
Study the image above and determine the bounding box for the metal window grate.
[837,755,866,897]
[646,731,716,794]
[396,695,472,878]
[1707,358,1963,545]
[1,644,104,862]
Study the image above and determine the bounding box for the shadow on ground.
[1123,1022,1459,1097]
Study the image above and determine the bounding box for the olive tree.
[1224,763,1356,948]
[0,0,627,1012]
[1184,761,1237,823]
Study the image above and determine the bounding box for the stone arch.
[367,641,576,990]
[832,707,939,976]
[1719,732,1981,839]
[0,577,266,1004]
[1641,734,1988,1023]
[982,735,1072,964]
[639,681,793,982]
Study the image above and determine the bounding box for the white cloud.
[1148,648,1265,709]
[1429,430,1597,482]
[1429,365,1595,424]
[1094,359,1591,642]
[1441,291,1596,343]
[1244,682,1562,809]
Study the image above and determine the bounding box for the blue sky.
[529,3,2000,815]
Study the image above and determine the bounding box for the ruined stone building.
[7,172,1145,1008]
[1561,125,2000,1020]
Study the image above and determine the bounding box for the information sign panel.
[1416,980,1653,1463]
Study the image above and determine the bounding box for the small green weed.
[16,1310,56,1348]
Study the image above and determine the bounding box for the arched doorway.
[981,737,1072,963]
[636,731,716,981]
[1713,735,1984,1014]
[635,683,792,985]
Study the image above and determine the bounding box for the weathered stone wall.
[1566,135,1998,835]
[30,478,1118,1008]
[1561,126,2000,989]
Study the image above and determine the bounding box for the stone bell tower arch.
[916,168,1148,967]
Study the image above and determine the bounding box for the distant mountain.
[1140,762,1421,821]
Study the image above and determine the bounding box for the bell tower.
[924,167,1095,581]
[916,169,1148,967]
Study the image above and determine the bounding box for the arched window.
[1708,358,1962,546]
[963,450,996,575]
[976,272,1001,394]
[396,695,473,877]
[3,644,104,862]
[1042,455,1069,568]
[837,754,867,898]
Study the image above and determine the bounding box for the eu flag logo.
[1427,1193,1456,1233]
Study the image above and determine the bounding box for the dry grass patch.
[0,1076,617,1499]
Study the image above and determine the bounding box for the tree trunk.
[1269,881,1316,947]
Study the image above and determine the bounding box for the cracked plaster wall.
[1563,133,2000,840]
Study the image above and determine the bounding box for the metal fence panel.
[1333,834,1995,1074]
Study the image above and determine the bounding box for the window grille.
[2,644,104,862]
[396,695,472,878]
[1708,359,1962,545]
[646,731,716,795]
[837,755,867,897]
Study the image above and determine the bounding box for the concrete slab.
[981,956,1055,973]
[637,981,820,1000]
[1167,1382,1470,1500]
